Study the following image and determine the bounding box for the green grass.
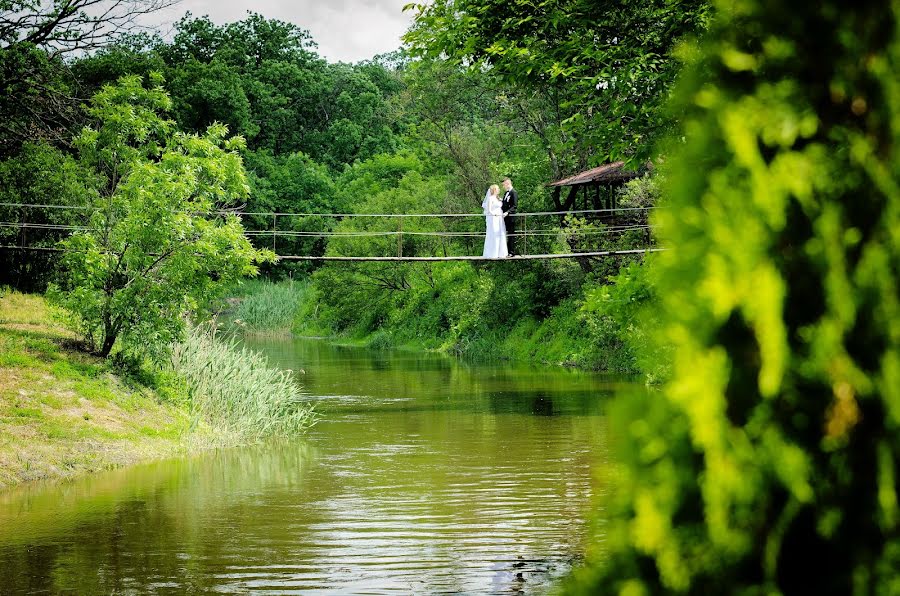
[0,352,36,367]
[11,407,44,419]
[167,325,316,441]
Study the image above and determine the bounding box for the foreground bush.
[570,0,900,593]
[168,326,316,440]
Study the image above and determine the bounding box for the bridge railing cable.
[0,204,659,260]
[0,202,659,218]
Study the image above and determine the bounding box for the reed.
[229,280,309,333]
[168,325,316,440]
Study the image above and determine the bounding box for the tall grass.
[228,279,309,333]
[168,325,316,440]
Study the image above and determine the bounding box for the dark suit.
[502,187,519,255]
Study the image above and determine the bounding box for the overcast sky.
[150,0,416,63]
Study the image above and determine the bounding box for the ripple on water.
[0,338,615,595]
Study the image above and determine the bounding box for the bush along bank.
[286,256,662,376]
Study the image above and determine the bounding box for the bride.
[482,184,508,258]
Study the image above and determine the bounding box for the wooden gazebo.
[547,161,646,220]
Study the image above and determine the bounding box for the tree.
[242,149,335,274]
[0,43,79,156]
[1,0,176,54]
[0,0,177,152]
[51,75,272,357]
[162,12,317,68]
[403,0,711,164]
[0,141,98,290]
[154,14,400,164]
[568,0,900,593]
[400,59,505,202]
[166,57,258,139]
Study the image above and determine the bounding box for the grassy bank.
[0,291,193,490]
[0,290,317,491]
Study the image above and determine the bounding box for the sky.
[150,0,417,63]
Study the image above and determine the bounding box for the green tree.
[0,142,98,290]
[51,75,272,357]
[167,58,259,139]
[400,58,506,202]
[163,12,317,68]
[0,42,79,156]
[1,0,175,154]
[154,14,400,164]
[403,0,711,163]
[569,0,900,593]
[70,33,167,93]
[242,149,335,273]
[308,64,399,168]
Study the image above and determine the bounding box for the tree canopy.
[403,0,711,164]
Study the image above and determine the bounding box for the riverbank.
[227,276,648,374]
[0,291,195,490]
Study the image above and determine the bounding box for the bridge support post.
[272,214,277,252]
[398,218,403,257]
[523,215,528,255]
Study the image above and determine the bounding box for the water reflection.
[0,444,316,594]
[0,338,621,594]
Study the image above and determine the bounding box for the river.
[0,338,632,594]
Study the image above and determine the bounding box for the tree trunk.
[98,315,120,357]
[98,331,117,358]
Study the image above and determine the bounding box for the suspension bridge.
[0,202,662,261]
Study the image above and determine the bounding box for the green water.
[0,339,631,594]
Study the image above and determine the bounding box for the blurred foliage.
[568,0,900,593]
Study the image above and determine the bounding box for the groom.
[501,177,519,256]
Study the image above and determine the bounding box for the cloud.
[151,0,414,62]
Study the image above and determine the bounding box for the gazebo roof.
[547,161,643,187]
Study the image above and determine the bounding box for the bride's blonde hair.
[489,184,500,196]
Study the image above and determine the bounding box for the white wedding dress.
[482,189,508,258]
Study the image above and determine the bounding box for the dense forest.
[1,2,707,371]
